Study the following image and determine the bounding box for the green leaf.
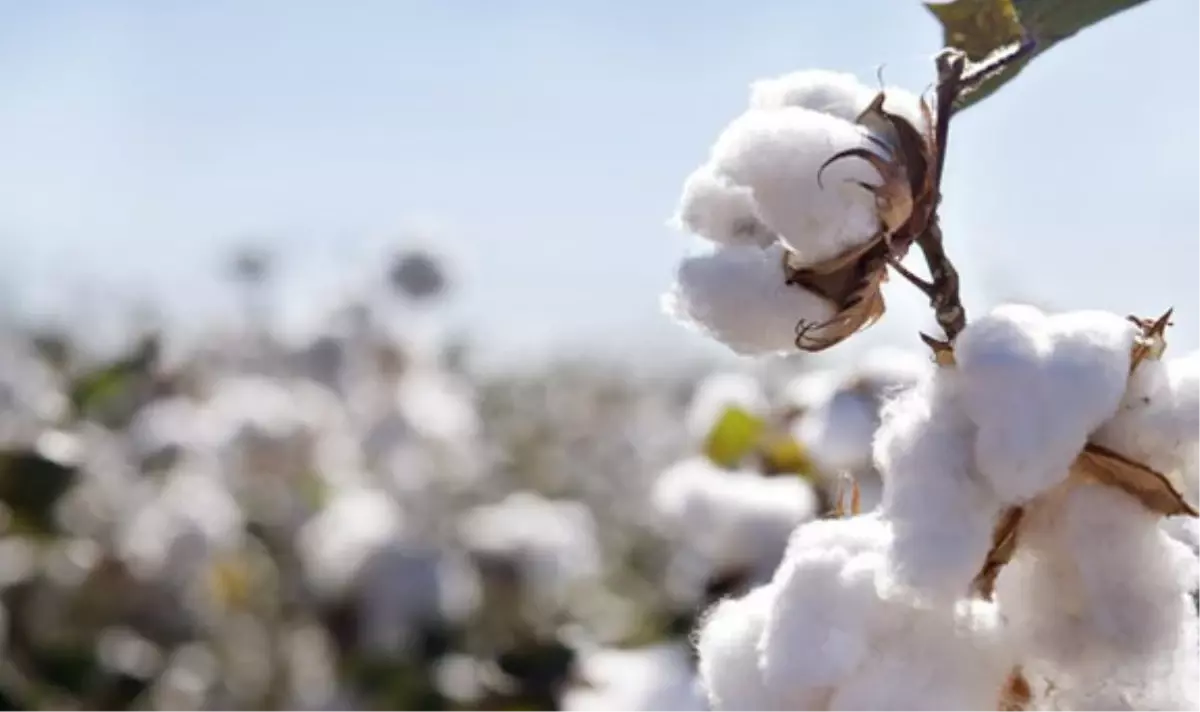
[68,335,161,428]
[703,406,766,468]
[926,0,1155,110]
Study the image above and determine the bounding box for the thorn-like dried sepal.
[1074,442,1198,518]
[1128,307,1173,371]
[971,505,1023,600]
[998,666,1032,712]
[919,332,957,366]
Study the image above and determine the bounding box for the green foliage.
[927,0,1155,110]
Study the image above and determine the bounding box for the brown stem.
[916,218,968,341]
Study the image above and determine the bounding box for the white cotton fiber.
[756,513,1011,709]
[563,641,706,711]
[758,513,893,705]
[695,583,784,710]
[955,304,1138,503]
[707,108,883,265]
[748,69,930,136]
[824,597,1013,711]
[874,371,1002,600]
[672,166,778,248]
[1093,349,1200,501]
[662,243,835,355]
[995,482,1199,710]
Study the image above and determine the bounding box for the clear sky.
[0,0,1196,367]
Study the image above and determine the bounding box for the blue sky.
[0,0,1196,366]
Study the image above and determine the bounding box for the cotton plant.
[671,44,1199,710]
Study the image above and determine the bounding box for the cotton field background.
[1,0,1197,711]
[0,246,920,710]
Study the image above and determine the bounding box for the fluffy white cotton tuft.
[707,108,883,264]
[874,371,1002,600]
[758,513,895,707]
[995,481,1200,710]
[756,513,1012,709]
[672,166,778,248]
[1093,349,1200,502]
[695,583,782,710]
[662,243,835,355]
[747,69,930,135]
[955,304,1137,503]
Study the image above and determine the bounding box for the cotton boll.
[955,304,1137,503]
[749,69,876,121]
[685,371,768,443]
[695,584,782,710]
[995,483,1200,709]
[458,492,601,607]
[672,166,778,248]
[795,386,878,475]
[662,243,835,355]
[758,513,893,705]
[1093,350,1200,502]
[874,372,1002,600]
[708,108,883,265]
[1057,482,1194,654]
[297,487,405,600]
[825,598,1013,711]
[747,69,929,136]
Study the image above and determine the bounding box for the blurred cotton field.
[0,244,928,711]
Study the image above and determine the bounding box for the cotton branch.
[908,37,1038,346]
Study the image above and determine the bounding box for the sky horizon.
[1,0,1196,369]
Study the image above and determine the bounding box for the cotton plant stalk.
[672,40,1199,711]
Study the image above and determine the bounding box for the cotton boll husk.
[874,371,1002,600]
[672,166,778,248]
[995,482,1199,709]
[662,243,835,355]
[685,371,768,443]
[708,108,883,265]
[695,583,783,710]
[955,304,1137,503]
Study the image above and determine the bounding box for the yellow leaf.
[759,433,817,479]
[925,0,1025,61]
[208,555,252,609]
[704,406,765,468]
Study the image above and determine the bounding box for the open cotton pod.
[668,69,938,354]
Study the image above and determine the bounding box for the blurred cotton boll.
[561,640,706,711]
[458,491,601,614]
[652,457,818,606]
